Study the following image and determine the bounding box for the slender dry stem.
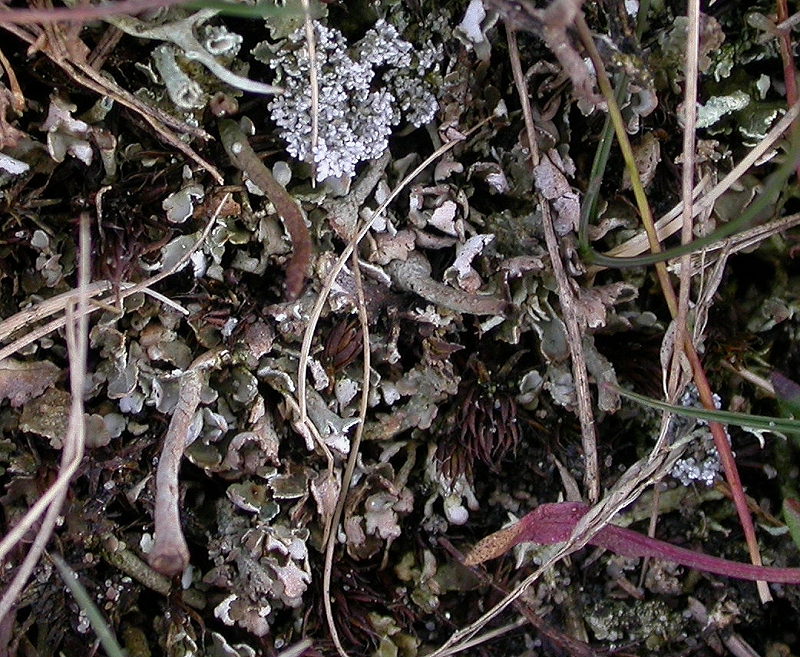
[322,248,372,657]
[507,26,599,502]
[0,214,90,624]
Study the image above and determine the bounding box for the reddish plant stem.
[776,0,800,182]
[219,119,311,301]
[0,0,189,24]
[467,502,800,585]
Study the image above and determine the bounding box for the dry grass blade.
[679,211,800,277]
[506,25,599,502]
[597,101,800,265]
[321,248,371,657]
[0,214,90,624]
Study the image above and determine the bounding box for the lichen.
[260,19,440,182]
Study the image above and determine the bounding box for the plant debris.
[1,1,800,656]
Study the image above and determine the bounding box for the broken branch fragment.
[219,119,312,300]
[149,350,225,577]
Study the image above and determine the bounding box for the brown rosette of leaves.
[436,352,523,483]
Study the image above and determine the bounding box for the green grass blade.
[783,498,800,552]
[615,386,800,436]
[585,135,800,268]
[182,0,303,19]
[50,553,126,657]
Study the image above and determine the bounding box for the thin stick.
[322,249,372,657]
[1,21,224,183]
[507,26,599,501]
[149,349,225,576]
[300,0,319,183]
[0,214,90,624]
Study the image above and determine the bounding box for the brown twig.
[506,26,599,502]
[219,119,312,300]
[103,535,206,608]
[148,349,226,577]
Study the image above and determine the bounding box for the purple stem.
[514,502,800,584]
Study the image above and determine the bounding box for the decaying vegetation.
[1,0,800,655]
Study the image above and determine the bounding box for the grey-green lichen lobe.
[584,597,686,650]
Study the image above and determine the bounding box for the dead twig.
[102,535,206,608]
[219,119,311,300]
[149,349,227,577]
[322,248,372,657]
[0,214,90,625]
[506,26,599,502]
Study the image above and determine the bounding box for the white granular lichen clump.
[266,20,439,182]
[669,386,729,487]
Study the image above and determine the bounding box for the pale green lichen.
[695,90,750,129]
[584,598,685,649]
